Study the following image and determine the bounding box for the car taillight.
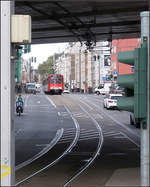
[108,100,113,103]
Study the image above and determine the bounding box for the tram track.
[54,94,140,187]
[15,103,80,186]
[16,94,104,186]
[63,104,104,187]
[48,95,104,186]
[68,94,140,145]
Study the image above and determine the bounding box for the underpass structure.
[15,1,148,44]
[0,1,149,186]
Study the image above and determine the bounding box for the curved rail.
[63,104,104,187]
[81,96,140,138]
[16,128,64,171]
[16,105,80,186]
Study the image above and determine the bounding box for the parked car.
[103,93,123,109]
[130,113,140,128]
[95,83,112,95]
[110,86,125,95]
[63,88,70,94]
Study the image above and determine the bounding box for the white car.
[63,88,70,94]
[103,93,123,109]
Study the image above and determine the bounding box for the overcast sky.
[23,43,68,69]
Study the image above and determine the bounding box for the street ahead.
[15,92,140,186]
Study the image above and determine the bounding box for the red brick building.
[111,38,141,81]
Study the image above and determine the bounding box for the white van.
[25,83,36,93]
[95,83,112,95]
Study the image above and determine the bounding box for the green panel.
[117,97,134,112]
[118,51,135,65]
[117,39,147,119]
[117,74,134,89]
[134,43,147,119]
[15,49,22,83]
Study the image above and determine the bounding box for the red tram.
[43,74,64,94]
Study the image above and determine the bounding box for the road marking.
[103,131,115,134]
[79,99,93,110]
[94,113,103,119]
[120,132,140,148]
[83,98,140,138]
[46,96,56,108]
[72,112,89,118]
[69,152,93,156]
[104,132,121,137]
[24,95,29,107]
[35,144,50,147]
[37,101,40,104]
[25,105,50,107]
[1,166,11,179]
[58,112,61,116]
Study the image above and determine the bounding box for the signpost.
[140,11,149,187]
[1,1,15,186]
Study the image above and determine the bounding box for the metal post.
[85,51,88,93]
[91,50,94,90]
[140,11,149,187]
[79,48,81,91]
[1,1,15,186]
[98,56,100,86]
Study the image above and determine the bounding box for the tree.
[38,56,55,80]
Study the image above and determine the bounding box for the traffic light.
[117,37,147,120]
[24,44,31,53]
[16,49,22,83]
[16,48,22,58]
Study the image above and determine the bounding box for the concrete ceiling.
[15,0,149,44]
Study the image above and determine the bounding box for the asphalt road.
[15,93,140,186]
[15,93,61,166]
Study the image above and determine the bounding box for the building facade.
[54,41,111,92]
[111,38,141,81]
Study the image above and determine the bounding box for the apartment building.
[54,41,111,92]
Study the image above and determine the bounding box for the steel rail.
[15,105,80,186]
[15,128,64,171]
[83,96,140,139]
[63,104,104,187]
[70,94,140,139]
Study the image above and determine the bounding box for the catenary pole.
[140,11,149,187]
[0,1,15,186]
[79,48,81,91]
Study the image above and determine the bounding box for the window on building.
[104,55,111,66]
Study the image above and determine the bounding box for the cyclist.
[16,94,24,112]
[16,94,24,103]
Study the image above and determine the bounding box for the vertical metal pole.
[91,50,93,90]
[140,11,149,187]
[1,1,15,186]
[98,57,100,86]
[79,48,81,91]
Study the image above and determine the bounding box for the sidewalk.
[105,167,140,186]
